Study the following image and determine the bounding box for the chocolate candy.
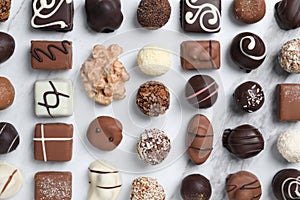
[279,39,300,73]
[34,123,73,162]
[185,75,218,109]
[130,177,166,200]
[137,129,171,165]
[277,130,300,163]
[31,0,74,31]
[136,81,170,117]
[226,171,262,200]
[230,32,266,72]
[88,160,122,200]
[87,116,123,151]
[34,80,73,117]
[31,40,72,70]
[35,171,72,200]
[0,122,19,154]
[181,40,221,70]
[85,0,123,32]
[187,114,213,165]
[278,84,300,121]
[223,124,264,159]
[181,0,221,33]
[0,32,15,64]
[233,81,264,113]
[0,77,15,110]
[272,169,300,200]
[0,0,11,22]
[180,174,212,200]
[233,0,266,24]
[0,161,23,199]
[137,0,171,29]
[275,0,300,30]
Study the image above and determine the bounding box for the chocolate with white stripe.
[0,122,19,154]
[185,75,218,108]
[181,40,221,70]
[223,124,264,159]
[187,114,213,165]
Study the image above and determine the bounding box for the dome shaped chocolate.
[0,122,19,154]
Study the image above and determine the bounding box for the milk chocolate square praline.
[278,84,300,121]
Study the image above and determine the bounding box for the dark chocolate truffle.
[0,32,15,64]
[233,0,266,24]
[233,81,264,113]
[223,124,264,159]
[226,171,262,200]
[275,0,300,30]
[0,77,14,110]
[137,0,171,29]
[180,174,212,200]
[85,0,123,32]
[230,32,266,72]
[0,122,19,154]
[86,116,123,151]
[272,169,300,200]
[136,81,170,117]
[185,75,218,109]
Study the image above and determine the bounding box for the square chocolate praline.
[31,0,74,31]
[181,0,221,33]
[31,41,73,70]
[278,84,300,121]
[35,171,72,200]
[34,123,73,162]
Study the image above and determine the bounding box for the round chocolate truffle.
[180,174,212,200]
[279,39,300,73]
[0,32,15,64]
[233,0,266,24]
[233,81,264,113]
[0,77,15,110]
[230,32,266,72]
[272,168,300,200]
[85,0,123,32]
[223,124,264,159]
[86,116,123,151]
[277,130,300,163]
[0,122,19,154]
[275,0,300,30]
[137,0,171,30]
[136,81,170,117]
[137,129,171,165]
[185,75,218,109]
[226,171,262,200]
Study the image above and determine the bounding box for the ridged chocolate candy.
[275,0,300,30]
[0,122,19,154]
[223,124,264,159]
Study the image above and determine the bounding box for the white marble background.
[0,0,299,199]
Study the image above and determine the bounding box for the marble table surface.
[0,0,300,199]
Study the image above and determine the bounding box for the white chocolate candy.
[0,161,23,199]
[34,80,73,117]
[88,160,122,200]
[277,130,300,163]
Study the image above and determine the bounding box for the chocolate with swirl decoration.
[226,171,262,200]
[181,0,221,33]
[31,0,74,31]
[230,32,266,72]
[272,169,300,200]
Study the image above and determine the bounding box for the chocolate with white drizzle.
[0,122,19,154]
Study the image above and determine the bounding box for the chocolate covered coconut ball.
[279,39,300,73]
[277,130,300,163]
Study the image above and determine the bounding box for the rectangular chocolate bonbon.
[181,40,221,70]
[31,41,72,70]
[34,123,73,162]
[181,0,221,33]
[35,171,72,200]
[31,0,74,31]
[278,84,300,121]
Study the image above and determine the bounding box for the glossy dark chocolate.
[85,0,123,32]
[278,84,300,121]
[223,124,264,159]
[0,32,15,64]
[275,0,300,30]
[0,122,19,154]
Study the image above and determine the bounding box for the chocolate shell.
[0,122,19,154]
[275,0,300,30]
[0,32,15,64]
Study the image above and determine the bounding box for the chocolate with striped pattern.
[187,114,213,165]
[222,124,264,159]
[226,171,262,200]
[0,122,19,154]
[185,75,218,108]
